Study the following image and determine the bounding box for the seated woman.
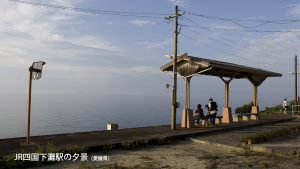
[193,104,204,125]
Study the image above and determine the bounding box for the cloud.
[69,36,122,51]
[0,0,122,69]
[139,38,173,49]
[47,64,161,80]
[166,0,189,7]
[226,30,300,72]
[105,21,113,25]
[130,20,156,26]
[138,42,149,45]
[287,3,300,17]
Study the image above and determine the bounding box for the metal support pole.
[27,66,33,144]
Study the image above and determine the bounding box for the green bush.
[101,143,115,154]
[260,131,270,137]
[137,137,150,147]
[287,100,296,111]
[121,140,135,150]
[121,136,174,150]
[156,136,173,145]
[239,135,253,142]
[64,145,88,155]
[260,104,284,114]
[235,101,254,114]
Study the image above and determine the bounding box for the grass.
[80,161,94,169]
[121,136,174,150]
[65,144,88,155]
[102,142,115,154]
[121,140,136,150]
[246,163,252,167]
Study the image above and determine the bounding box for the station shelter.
[160,55,282,128]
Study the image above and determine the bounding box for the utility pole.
[165,6,184,130]
[295,55,297,112]
[288,55,298,115]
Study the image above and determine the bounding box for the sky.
[1,0,300,111]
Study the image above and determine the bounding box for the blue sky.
[1,0,300,110]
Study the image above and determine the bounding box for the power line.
[185,11,300,23]
[7,0,171,18]
[180,33,292,66]
[185,11,300,28]
[181,25,300,33]
[182,16,294,60]
[184,27,292,61]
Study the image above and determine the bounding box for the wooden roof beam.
[257,76,267,86]
[217,72,238,84]
[247,75,257,86]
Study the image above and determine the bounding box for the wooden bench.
[193,116,223,126]
[232,113,259,122]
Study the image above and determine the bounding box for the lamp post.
[27,61,46,144]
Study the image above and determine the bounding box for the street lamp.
[27,61,46,144]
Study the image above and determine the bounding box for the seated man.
[204,104,210,116]
[193,104,204,125]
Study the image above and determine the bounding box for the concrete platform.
[0,114,296,158]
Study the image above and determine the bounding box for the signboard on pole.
[30,61,46,80]
[27,61,46,144]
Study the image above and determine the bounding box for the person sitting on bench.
[204,104,210,117]
[193,104,204,125]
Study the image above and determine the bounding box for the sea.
[0,93,281,139]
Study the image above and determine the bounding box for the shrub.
[260,131,270,136]
[157,136,173,145]
[121,140,135,150]
[137,137,149,147]
[260,104,284,114]
[252,135,259,141]
[102,143,115,154]
[255,133,266,138]
[239,135,253,142]
[64,145,88,155]
[235,101,254,114]
[287,100,296,111]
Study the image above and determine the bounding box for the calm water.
[0,93,280,139]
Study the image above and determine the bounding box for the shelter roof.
[160,55,282,86]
